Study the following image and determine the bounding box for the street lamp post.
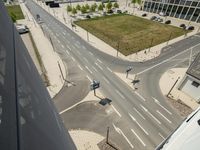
[148,38,153,52]
[126,66,133,78]
[166,32,172,46]
[167,77,180,98]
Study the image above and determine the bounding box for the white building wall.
[180,75,200,101]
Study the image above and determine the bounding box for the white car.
[16,24,29,34]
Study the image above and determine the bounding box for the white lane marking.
[63,32,66,35]
[85,66,92,74]
[103,76,110,84]
[67,45,71,50]
[89,52,93,56]
[140,105,161,125]
[56,33,59,37]
[133,107,146,120]
[111,105,121,117]
[158,132,165,140]
[78,65,83,71]
[129,113,149,135]
[57,39,61,43]
[156,110,172,124]
[77,50,81,55]
[112,124,134,149]
[82,46,86,50]
[97,59,102,63]
[115,90,125,99]
[86,75,92,82]
[152,97,172,115]
[66,51,69,55]
[107,67,113,72]
[137,43,200,75]
[95,62,103,70]
[71,56,75,62]
[92,66,97,72]
[61,44,64,48]
[84,57,89,63]
[135,92,146,101]
[131,129,146,147]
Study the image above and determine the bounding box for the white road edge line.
[152,97,172,115]
[135,92,146,101]
[111,105,122,117]
[133,107,146,120]
[115,90,125,99]
[157,110,172,124]
[129,113,149,135]
[158,132,165,140]
[131,129,146,147]
[137,43,200,75]
[85,66,92,74]
[71,57,75,62]
[140,104,161,125]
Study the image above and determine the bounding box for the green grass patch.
[6,5,24,22]
[75,14,187,56]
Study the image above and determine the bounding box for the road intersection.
[25,1,200,149]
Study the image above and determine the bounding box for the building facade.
[179,52,200,103]
[142,0,200,23]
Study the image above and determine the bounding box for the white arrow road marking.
[115,90,125,99]
[129,113,149,135]
[112,124,134,149]
[111,105,121,117]
[135,92,146,101]
[131,129,146,147]
[156,110,172,124]
[133,107,146,120]
[140,105,161,125]
[152,97,172,115]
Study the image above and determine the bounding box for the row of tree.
[66,2,119,15]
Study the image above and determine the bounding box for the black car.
[107,9,113,14]
[165,20,171,24]
[187,26,195,30]
[117,9,122,13]
[86,15,91,19]
[142,13,147,17]
[180,24,186,29]
[150,16,157,20]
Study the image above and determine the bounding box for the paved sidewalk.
[19,2,66,98]
[159,68,199,110]
[36,0,198,62]
[69,130,104,150]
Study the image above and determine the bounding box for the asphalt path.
[25,1,200,149]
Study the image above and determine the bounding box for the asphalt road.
[25,1,200,149]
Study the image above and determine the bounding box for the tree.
[113,2,119,8]
[90,5,96,12]
[137,0,141,5]
[81,5,87,14]
[131,0,137,4]
[72,8,77,15]
[76,4,81,11]
[98,4,103,11]
[85,4,90,10]
[106,1,112,10]
[93,3,97,10]
[66,5,72,12]
[102,2,105,8]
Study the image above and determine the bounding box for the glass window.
[192,81,200,88]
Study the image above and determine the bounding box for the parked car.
[165,20,171,24]
[187,26,195,30]
[117,9,122,14]
[16,24,29,34]
[107,9,114,14]
[150,16,157,20]
[86,15,91,19]
[180,24,186,29]
[157,18,163,22]
[142,13,147,17]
